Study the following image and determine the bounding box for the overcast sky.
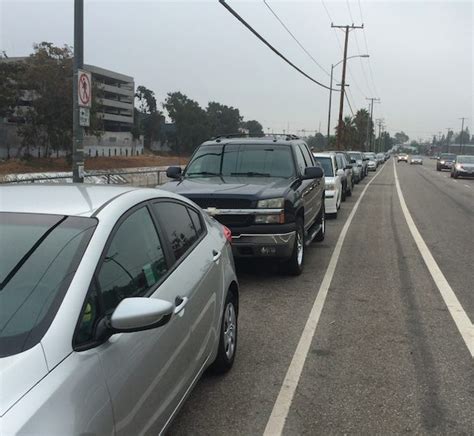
[1,0,472,141]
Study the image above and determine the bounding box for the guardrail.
[0,168,169,186]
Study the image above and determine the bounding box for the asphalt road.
[168,159,474,435]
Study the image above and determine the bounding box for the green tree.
[241,119,264,136]
[455,127,470,145]
[394,131,409,145]
[306,133,326,151]
[352,109,373,151]
[134,85,164,148]
[4,42,101,157]
[0,53,25,118]
[206,102,241,137]
[163,92,210,153]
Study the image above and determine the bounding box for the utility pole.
[326,64,334,144]
[332,23,364,149]
[446,127,452,153]
[73,0,84,183]
[366,98,380,151]
[376,119,384,153]
[459,117,467,154]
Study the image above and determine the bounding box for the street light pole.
[326,55,369,150]
[73,0,84,183]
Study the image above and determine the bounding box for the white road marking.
[453,179,458,183]
[464,184,470,188]
[263,165,387,436]
[393,161,474,357]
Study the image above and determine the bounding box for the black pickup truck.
[162,136,325,275]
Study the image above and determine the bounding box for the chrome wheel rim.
[296,230,304,266]
[223,303,236,360]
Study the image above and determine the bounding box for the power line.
[321,0,366,107]
[263,0,330,77]
[357,0,380,97]
[219,0,336,91]
[346,0,374,97]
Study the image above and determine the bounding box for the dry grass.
[0,153,189,176]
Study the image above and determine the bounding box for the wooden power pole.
[332,23,364,149]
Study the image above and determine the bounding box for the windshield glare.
[185,144,295,178]
[0,213,96,358]
[315,157,333,177]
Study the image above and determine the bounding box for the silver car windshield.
[0,213,96,357]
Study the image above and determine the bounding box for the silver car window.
[153,202,200,261]
[96,207,168,316]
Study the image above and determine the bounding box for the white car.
[313,152,342,217]
[0,184,238,435]
[410,155,423,165]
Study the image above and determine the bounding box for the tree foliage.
[163,92,210,153]
[241,119,264,136]
[1,42,102,157]
[134,85,164,147]
[394,131,409,144]
[335,109,373,150]
[206,101,241,137]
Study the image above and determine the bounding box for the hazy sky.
[1,0,472,140]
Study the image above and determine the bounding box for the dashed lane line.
[393,160,474,357]
[263,164,388,436]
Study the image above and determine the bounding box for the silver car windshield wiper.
[230,172,271,177]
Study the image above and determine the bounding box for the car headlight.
[257,197,285,208]
[440,160,445,164]
[325,182,335,190]
[456,164,462,170]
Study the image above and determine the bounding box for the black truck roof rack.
[211,132,300,142]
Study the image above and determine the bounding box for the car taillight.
[223,225,232,244]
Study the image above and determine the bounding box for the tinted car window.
[96,207,168,316]
[295,146,307,174]
[188,208,204,236]
[299,144,314,167]
[153,202,199,260]
[186,143,295,178]
[0,213,96,357]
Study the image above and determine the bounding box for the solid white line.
[393,161,474,357]
[263,165,387,436]
[463,184,470,188]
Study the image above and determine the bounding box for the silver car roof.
[0,184,181,217]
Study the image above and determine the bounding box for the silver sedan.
[0,184,238,435]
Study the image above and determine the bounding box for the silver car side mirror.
[110,297,174,333]
[336,169,345,177]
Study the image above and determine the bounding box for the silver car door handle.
[212,250,222,262]
[174,296,188,315]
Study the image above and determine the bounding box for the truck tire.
[314,203,325,242]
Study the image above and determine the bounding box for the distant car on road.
[397,153,409,163]
[376,153,385,165]
[410,155,423,165]
[437,153,457,171]
[347,151,366,181]
[314,152,342,218]
[451,155,474,178]
[0,184,239,435]
[335,152,354,198]
[164,135,326,275]
[364,152,377,171]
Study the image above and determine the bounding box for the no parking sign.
[78,70,92,108]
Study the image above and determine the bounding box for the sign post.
[73,0,85,183]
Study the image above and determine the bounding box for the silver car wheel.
[224,303,236,360]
